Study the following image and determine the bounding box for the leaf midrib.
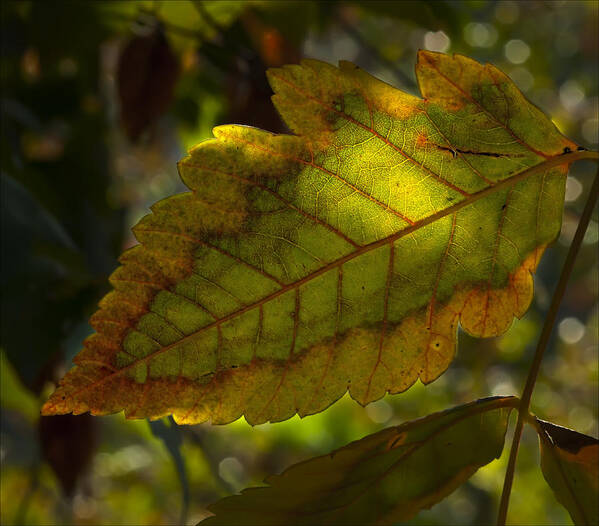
[64,151,587,404]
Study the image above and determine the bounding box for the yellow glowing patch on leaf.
[200,397,517,525]
[43,52,577,424]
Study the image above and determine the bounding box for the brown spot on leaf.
[416,131,428,148]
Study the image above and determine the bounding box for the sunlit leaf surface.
[537,418,599,525]
[43,52,577,424]
[201,397,516,525]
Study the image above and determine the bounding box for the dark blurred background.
[0,1,597,524]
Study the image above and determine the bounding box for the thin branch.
[183,427,235,495]
[102,9,201,40]
[192,0,227,36]
[497,160,599,525]
[337,18,417,90]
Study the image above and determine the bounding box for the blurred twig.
[148,417,190,525]
[103,9,200,40]
[497,159,599,525]
[183,427,235,495]
[337,17,417,91]
[192,1,227,37]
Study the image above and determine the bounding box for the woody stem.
[497,160,599,525]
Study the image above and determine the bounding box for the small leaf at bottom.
[536,418,599,525]
[200,396,516,525]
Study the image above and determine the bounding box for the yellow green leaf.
[536,418,599,525]
[43,52,581,424]
[0,349,39,422]
[201,396,517,525]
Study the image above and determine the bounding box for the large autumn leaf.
[44,51,579,424]
[201,397,516,525]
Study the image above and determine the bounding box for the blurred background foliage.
[0,1,597,524]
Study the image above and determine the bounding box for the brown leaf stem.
[497,153,599,525]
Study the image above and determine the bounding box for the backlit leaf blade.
[43,52,577,424]
[536,418,599,525]
[201,396,517,525]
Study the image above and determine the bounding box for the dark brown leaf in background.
[38,414,96,497]
[117,27,179,142]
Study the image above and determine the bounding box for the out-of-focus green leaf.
[249,1,319,49]
[0,350,38,422]
[536,418,599,525]
[0,171,75,256]
[99,1,248,51]
[0,172,86,388]
[1,2,125,392]
[201,397,516,525]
